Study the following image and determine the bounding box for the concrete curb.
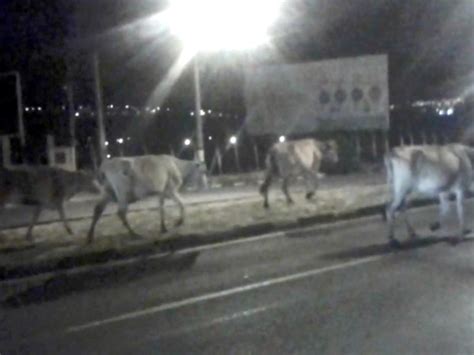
[0,195,444,282]
[0,200,390,281]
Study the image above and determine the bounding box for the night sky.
[0,0,473,110]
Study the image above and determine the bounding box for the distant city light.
[439,109,446,116]
[229,136,237,145]
[25,107,29,112]
[200,109,206,116]
[279,135,286,143]
[75,112,80,117]
[117,138,124,144]
[184,138,192,146]
[208,110,212,114]
[37,107,42,111]
[151,109,157,114]
[105,141,109,146]
[125,105,130,109]
[107,154,111,159]
[208,136,213,141]
[446,107,454,115]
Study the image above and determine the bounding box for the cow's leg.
[385,188,410,247]
[454,189,466,242]
[56,201,73,235]
[304,170,319,200]
[169,189,185,227]
[159,194,168,233]
[281,177,294,205]
[259,173,273,209]
[25,205,42,242]
[87,195,111,244]
[430,192,450,232]
[117,203,140,238]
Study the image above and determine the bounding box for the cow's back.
[389,145,470,195]
[101,155,182,200]
[271,139,320,176]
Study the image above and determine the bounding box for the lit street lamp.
[165,0,283,179]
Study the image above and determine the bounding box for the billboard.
[244,54,389,135]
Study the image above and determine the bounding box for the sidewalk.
[0,171,389,279]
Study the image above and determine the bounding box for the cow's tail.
[382,151,395,221]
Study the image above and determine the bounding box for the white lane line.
[66,254,384,333]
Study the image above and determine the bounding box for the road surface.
[2,200,474,354]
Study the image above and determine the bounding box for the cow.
[259,138,339,208]
[86,155,207,243]
[384,144,474,247]
[0,166,99,241]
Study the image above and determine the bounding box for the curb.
[1,196,442,282]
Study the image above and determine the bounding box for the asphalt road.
[2,200,474,354]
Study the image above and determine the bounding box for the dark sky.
[0,0,473,110]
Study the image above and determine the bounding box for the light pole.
[165,0,283,172]
[193,56,205,165]
[93,53,107,162]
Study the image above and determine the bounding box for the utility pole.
[93,53,106,162]
[65,74,77,169]
[193,56,208,188]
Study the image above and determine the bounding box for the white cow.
[259,138,339,208]
[0,166,99,241]
[87,155,206,243]
[384,144,474,247]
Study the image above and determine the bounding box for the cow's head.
[322,140,339,164]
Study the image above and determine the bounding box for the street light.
[165,0,283,177]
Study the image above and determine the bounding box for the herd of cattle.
[1,138,474,247]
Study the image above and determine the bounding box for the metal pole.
[65,80,77,170]
[234,144,241,172]
[193,56,208,188]
[93,53,106,162]
[193,56,205,164]
[14,72,25,147]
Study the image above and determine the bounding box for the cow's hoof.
[263,202,270,209]
[175,219,184,227]
[389,239,402,249]
[287,199,294,205]
[430,222,441,231]
[305,192,315,200]
[161,227,168,234]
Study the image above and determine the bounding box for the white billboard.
[244,54,389,135]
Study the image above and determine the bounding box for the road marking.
[66,254,384,333]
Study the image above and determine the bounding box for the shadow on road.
[1,251,200,308]
[321,236,473,261]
